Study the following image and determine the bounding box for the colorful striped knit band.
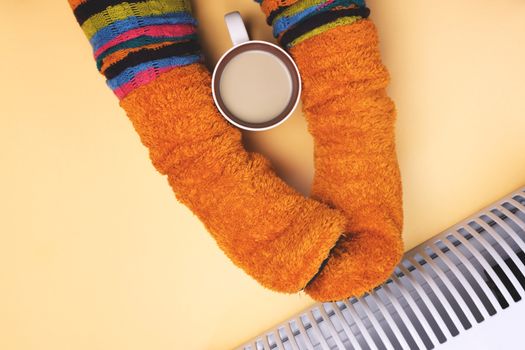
[272,0,364,37]
[255,0,369,48]
[69,0,201,99]
[280,7,370,47]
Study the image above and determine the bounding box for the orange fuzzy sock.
[68,0,348,293]
[291,20,404,301]
[120,65,347,292]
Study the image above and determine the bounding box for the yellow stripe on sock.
[274,0,326,23]
[81,0,190,40]
[290,16,361,47]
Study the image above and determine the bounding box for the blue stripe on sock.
[273,0,366,37]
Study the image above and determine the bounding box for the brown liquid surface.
[219,50,293,124]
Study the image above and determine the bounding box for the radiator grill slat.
[398,264,456,339]
[378,284,428,350]
[319,305,346,349]
[343,300,376,349]
[294,317,315,350]
[330,302,360,350]
[427,242,488,320]
[390,273,441,347]
[274,330,286,350]
[448,232,514,306]
[438,237,500,314]
[462,224,524,297]
[417,248,479,326]
[284,322,301,350]
[369,290,411,350]
[237,186,525,350]
[359,296,395,350]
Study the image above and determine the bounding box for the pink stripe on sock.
[319,0,336,8]
[113,66,173,99]
[94,24,196,59]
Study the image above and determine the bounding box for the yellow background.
[1,1,525,349]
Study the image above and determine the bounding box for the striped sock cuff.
[257,0,301,18]
[68,0,202,99]
[256,0,369,48]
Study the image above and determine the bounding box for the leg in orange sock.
[67,0,347,293]
[255,0,404,301]
[294,20,403,301]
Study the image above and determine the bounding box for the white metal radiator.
[236,186,525,350]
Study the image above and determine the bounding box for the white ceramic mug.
[212,12,302,132]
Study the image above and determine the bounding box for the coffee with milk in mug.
[212,12,301,131]
[218,50,294,125]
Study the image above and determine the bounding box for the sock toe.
[305,221,403,302]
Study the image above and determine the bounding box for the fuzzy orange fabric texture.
[67,0,349,294]
[69,0,404,301]
[289,19,404,301]
[120,65,348,292]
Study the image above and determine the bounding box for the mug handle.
[224,11,250,46]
